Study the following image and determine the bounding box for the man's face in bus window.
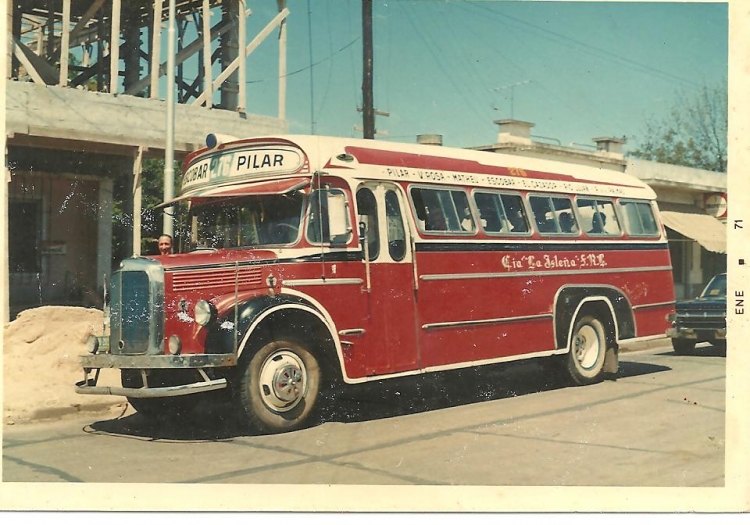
[158,236,173,255]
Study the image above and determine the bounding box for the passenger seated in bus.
[459,207,474,231]
[558,212,577,234]
[589,212,606,234]
[425,206,447,231]
[508,209,526,233]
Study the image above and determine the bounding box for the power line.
[463,0,701,88]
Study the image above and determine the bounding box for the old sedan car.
[667,273,727,354]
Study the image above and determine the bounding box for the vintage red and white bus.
[77,134,675,433]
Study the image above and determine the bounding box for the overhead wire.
[398,2,489,130]
[463,0,701,89]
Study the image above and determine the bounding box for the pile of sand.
[3,306,126,425]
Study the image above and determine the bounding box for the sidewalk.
[619,336,670,353]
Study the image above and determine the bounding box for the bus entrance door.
[356,184,419,375]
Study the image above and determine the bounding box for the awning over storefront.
[659,210,727,254]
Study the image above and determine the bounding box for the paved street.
[2,343,730,509]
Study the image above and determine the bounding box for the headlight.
[666,312,676,323]
[86,335,99,354]
[194,299,214,326]
[168,335,182,355]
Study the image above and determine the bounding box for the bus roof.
[182,134,656,200]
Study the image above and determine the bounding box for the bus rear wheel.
[235,338,322,434]
[565,315,607,385]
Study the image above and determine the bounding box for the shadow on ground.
[87,356,671,441]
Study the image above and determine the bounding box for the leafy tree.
[629,81,727,172]
[111,158,184,263]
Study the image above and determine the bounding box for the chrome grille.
[109,259,165,356]
[172,267,263,291]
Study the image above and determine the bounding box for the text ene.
[736,290,744,315]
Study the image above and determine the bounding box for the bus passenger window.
[356,187,380,261]
[619,200,658,236]
[473,192,528,234]
[529,196,557,234]
[410,187,473,234]
[385,190,406,261]
[577,198,621,236]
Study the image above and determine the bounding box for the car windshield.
[701,274,726,298]
[183,193,305,251]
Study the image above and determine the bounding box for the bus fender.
[553,285,635,350]
[205,294,336,359]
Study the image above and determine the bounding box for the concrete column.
[59,0,71,85]
[109,0,121,93]
[132,147,143,256]
[97,177,114,291]
[150,0,163,99]
[202,0,212,106]
[220,0,239,110]
[123,15,142,92]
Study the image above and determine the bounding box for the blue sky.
[239,1,728,153]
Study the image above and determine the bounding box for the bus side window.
[307,188,352,244]
[578,198,621,236]
[474,192,529,234]
[619,200,658,236]
[356,187,380,261]
[385,189,406,261]
[410,187,472,234]
[529,196,557,234]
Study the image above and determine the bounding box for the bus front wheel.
[236,338,322,434]
[565,315,607,386]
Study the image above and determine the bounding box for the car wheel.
[235,338,322,434]
[671,339,696,355]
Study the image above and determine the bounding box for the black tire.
[121,370,198,420]
[565,315,607,386]
[671,339,696,355]
[235,338,322,434]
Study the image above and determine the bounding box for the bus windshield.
[183,192,305,251]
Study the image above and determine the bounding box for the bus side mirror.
[326,191,351,245]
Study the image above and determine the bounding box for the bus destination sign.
[182,147,304,192]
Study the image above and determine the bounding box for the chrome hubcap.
[258,350,307,413]
[574,325,600,370]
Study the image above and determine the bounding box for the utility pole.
[362,0,375,139]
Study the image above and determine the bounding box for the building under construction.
[5,0,291,317]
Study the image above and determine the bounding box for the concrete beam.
[127,16,235,97]
[192,8,289,107]
[6,81,286,156]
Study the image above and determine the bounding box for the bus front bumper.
[76,353,237,398]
